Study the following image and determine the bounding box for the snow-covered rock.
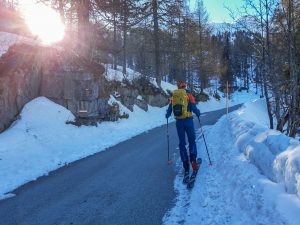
[104,64,141,82]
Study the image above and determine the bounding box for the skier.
[165,81,201,184]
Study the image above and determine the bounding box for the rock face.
[0,45,42,132]
[133,78,168,108]
[0,44,107,132]
[109,78,168,112]
[0,43,169,133]
[41,70,109,119]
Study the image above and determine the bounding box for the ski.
[183,171,189,184]
[187,158,202,189]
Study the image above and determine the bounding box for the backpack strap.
[187,93,196,104]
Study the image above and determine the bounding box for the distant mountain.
[210,22,237,35]
[210,20,260,35]
[210,16,261,35]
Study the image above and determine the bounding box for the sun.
[19,0,65,45]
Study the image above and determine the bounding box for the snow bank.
[164,115,300,225]
[0,31,37,57]
[235,99,270,127]
[229,99,300,198]
[274,144,300,198]
[164,101,300,225]
[0,96,167,200]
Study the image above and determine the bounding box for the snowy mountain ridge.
[211,22,235,34]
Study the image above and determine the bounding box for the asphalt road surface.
[0,105,241,225]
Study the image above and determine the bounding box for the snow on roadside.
[229,100,300,223]
[0,31,37,57]
[164,99,300,225]
[164,117,293,225]
[229,99,300,199]
[234,99,270,127]
[0,97,167,200]
[198,89,259,113]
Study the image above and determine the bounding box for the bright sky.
[190,0,244,23]
[18,0,65,44]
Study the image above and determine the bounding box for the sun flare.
[19,1,65,45]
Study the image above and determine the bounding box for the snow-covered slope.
[104,64,178,94]
[104,64,142,82]
[0,97,167,200]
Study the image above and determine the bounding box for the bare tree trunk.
[274,94,282,131]
[77,0,90,59]
[261,0,274,129]
[121,0,128,77]
[58,0,65,24]
[262,67,274,129]
[260,68,264,97]
[287,0,299,137]
[152,0,161,86]
[122,23,127,77]
[255,73,258,95]
[197,0,204,93]
[113,12,117,70]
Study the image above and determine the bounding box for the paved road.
[0,105,241,225]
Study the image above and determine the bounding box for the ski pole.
[166,118,171,164]
[197,116,212,166]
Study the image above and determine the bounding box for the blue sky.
[190,0,244,23]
